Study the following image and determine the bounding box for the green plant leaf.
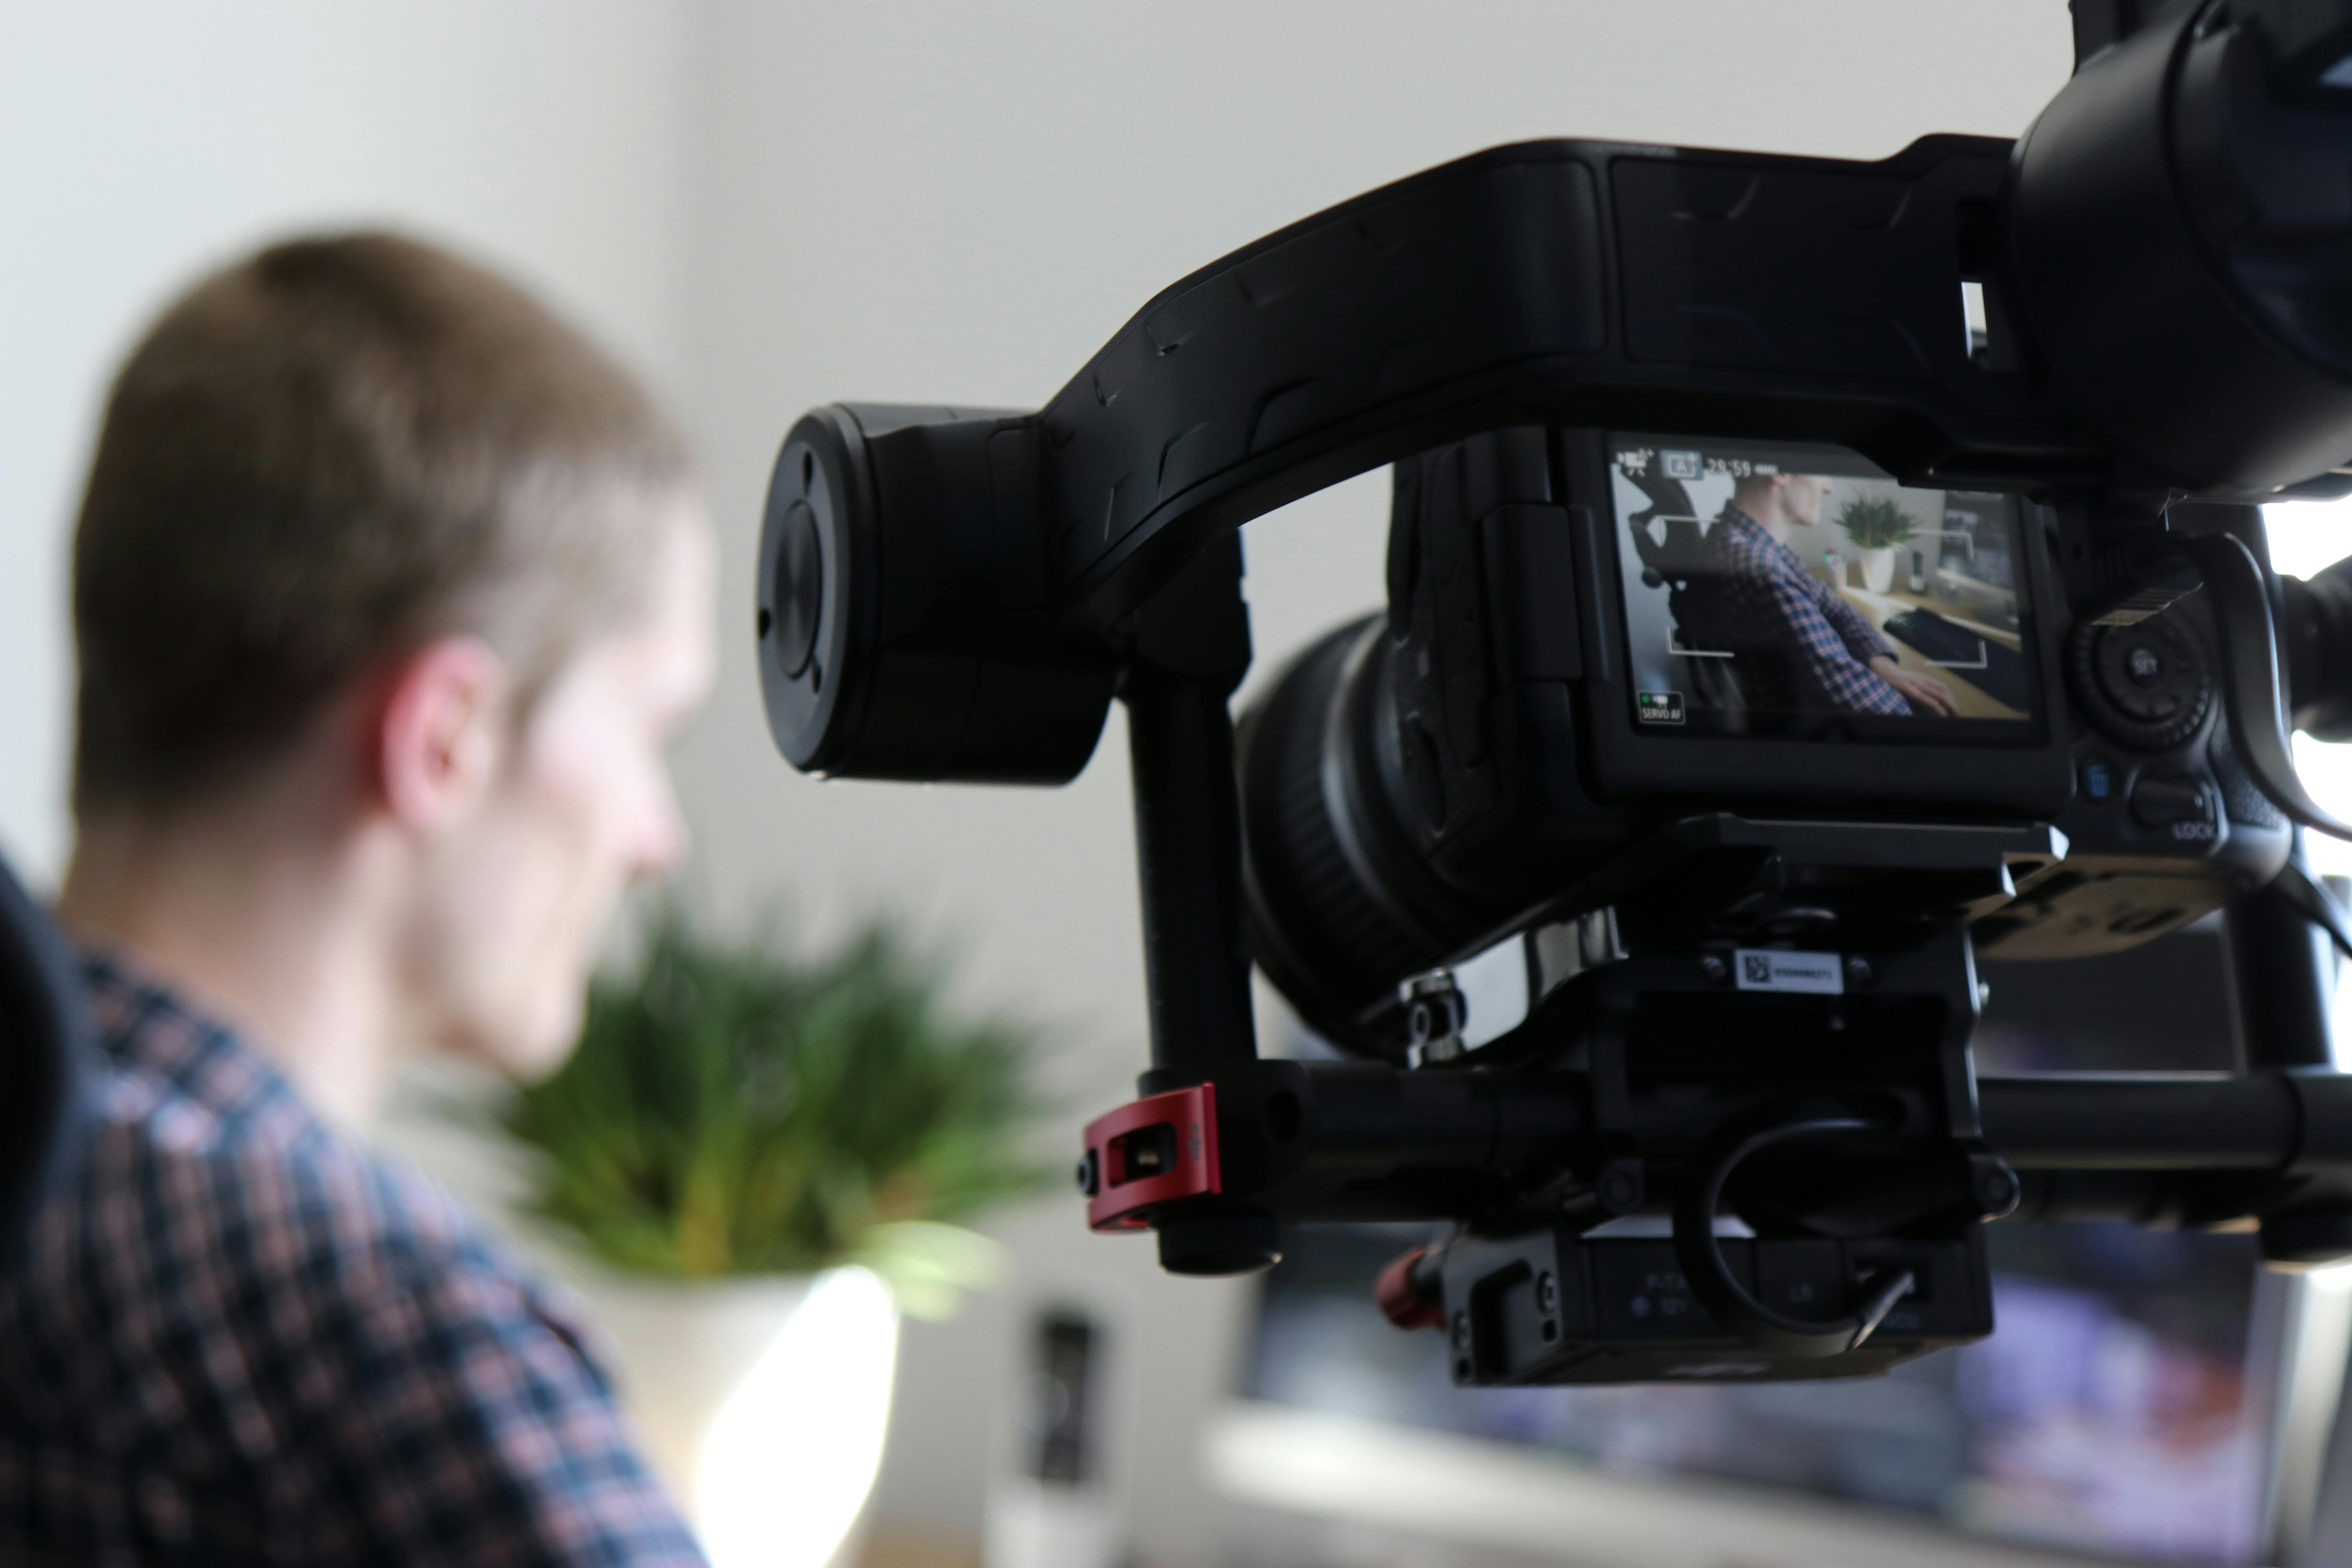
[1835,495,1917,550]
[477,905,1053,1311]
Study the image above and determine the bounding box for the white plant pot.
[1860,546,1898,593]
[575,1267,901,1568]
[1863,552,1900,602]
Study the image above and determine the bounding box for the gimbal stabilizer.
[759,0,2352,1382]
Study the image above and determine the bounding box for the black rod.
[1979,1071,2310,1168]
[2229,841,2340,1071]
[1123,668,1259,1085]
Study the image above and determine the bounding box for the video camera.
[757,0,2352,1384]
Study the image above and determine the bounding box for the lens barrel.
[1238,616,1499,1055]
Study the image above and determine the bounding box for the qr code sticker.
[1742,953,1773,985]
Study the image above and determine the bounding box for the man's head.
[1733,472,1834,534]
[70,233,714,1079]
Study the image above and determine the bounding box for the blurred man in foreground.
[0,234,714,1564]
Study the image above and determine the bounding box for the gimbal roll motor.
[758,0,2352,1384]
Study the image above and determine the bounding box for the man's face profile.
[1780,473,1832,528]
[1731,471,1833,534]
[404,498,718,1079]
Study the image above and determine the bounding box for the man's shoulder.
[0,956,579,1474]
[50,951,525,1310]
[76,1076,505,1286]
[1703,512,1770,565]
[0,964,695,1563]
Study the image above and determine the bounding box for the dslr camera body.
[1246,422,2290,1059]
[757,0,2352,1385]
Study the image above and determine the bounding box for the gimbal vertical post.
[1118,535,1282,1273]
[2230,840,2339,1074]
[1125,671,1259,1084]
[2221,835,2352,1265]
[1119,533,1260,1087]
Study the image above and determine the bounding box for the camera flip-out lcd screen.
[1608,433,2040,741]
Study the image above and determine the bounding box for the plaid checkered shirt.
[1698,508,1911,716]
[0,949,708,1566]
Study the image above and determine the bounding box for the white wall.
[673,5,2074,1561]
[0,0,699,882]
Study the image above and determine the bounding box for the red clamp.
[1079,1084,1221,1232]
[1374,1244,1446,1331]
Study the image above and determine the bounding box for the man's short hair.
[71,231,694,816]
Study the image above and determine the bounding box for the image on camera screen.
[1609,433,2038,739]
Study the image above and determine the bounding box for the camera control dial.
[2068,615,2214,751]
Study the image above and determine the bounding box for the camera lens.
[1237,616,1499,1055]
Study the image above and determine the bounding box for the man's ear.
[374,638,509,830]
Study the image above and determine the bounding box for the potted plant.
[1835,495,1918,593]
[489,909,1050,1568]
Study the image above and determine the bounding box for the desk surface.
[1835,585,2027,721]
[1210,1403,2139,1568]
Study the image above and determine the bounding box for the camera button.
[2129,771,2213,829]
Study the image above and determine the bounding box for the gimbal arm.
[757,132,2054,783]
[761,0,2352,789]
